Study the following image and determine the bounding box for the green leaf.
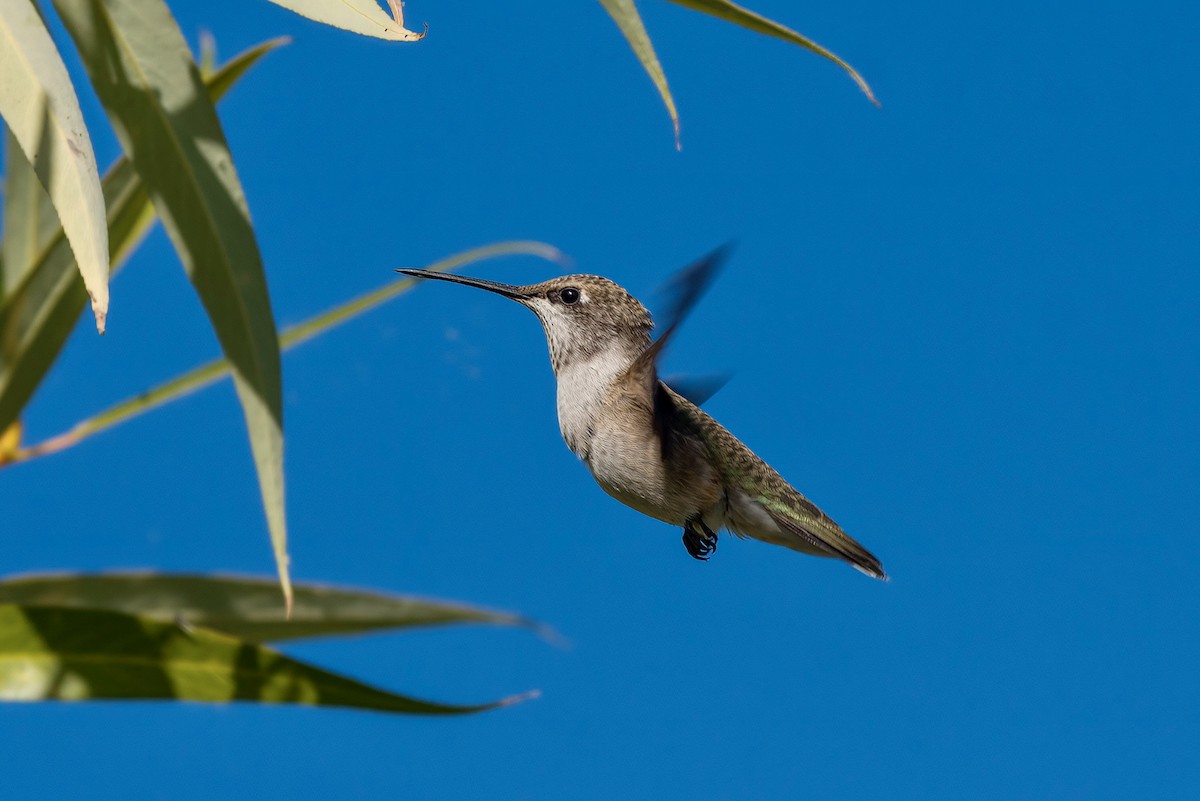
[0,37,287,450]
[0,162,146,437]
[264,0,426,41]
[204,36,291,100]
[663,0,877,105]
[0,0,109,330]
[0,572,552,643]
[53,0,291,610]
[0,604,533,713]
[1,128,56,300]
[597,0,680,148]
[3,240,565,464]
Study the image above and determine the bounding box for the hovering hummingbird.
[397,247,885,579]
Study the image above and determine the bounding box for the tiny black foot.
[682,519,718,561]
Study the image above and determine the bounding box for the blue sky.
[4,1,1198,798]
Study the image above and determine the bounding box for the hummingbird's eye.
[559,287,581,305]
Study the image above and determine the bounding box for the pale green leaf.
[1,128,57,300]
[0,37,287,448]
[0,157,150,437]
[53,0,291,609]
[0,0,109,331]
[598,0,680,148]
[0,161,145,435]
[663,0,877,104]
[0,572,550,643]
[0,604,533,713]
[264,0,426,41]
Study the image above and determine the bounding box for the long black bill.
[396,269,530,300]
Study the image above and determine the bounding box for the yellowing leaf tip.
[499,689,542,708]
[89,294,107,335]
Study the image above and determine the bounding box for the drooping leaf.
[264,0,426,41]
[0,165,145,435]
[3,241,565,465]
[0,37,287,454]
[53,0,291,609]
[0,0,109,330]
[0,572,551,643]
[0,604,533,713]
[597,0,680,148]
[1,128,57,300]
[663,0,877,105]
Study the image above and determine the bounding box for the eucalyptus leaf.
[663,0,877,104]
[597,0,679,147]
[1,127,56,300]
[0,37,287,450]
[264,0,425,41]
[0,161,146,435]
[53,0,291,609]
[0,604,533,713]
[0,0,109,330]
[0,572,550,643]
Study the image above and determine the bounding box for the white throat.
[555,346,636,457]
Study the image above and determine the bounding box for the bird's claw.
[682,520,718,561]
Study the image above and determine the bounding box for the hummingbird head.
[396,270,653,373]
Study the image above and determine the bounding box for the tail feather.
[763,505,887,580]
[659,384,886,580]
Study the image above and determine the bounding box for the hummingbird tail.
[761,505,887,581]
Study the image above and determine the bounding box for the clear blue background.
[4,1,1198,798]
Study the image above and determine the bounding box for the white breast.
[555,350,725,528]
[554,347,633,457]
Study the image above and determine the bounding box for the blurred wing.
[621,244,732,394]
[662,372,731,407]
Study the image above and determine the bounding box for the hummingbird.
[397,247,886,579]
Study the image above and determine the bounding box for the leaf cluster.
[0,572,545,711]
[0,0,872,714]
